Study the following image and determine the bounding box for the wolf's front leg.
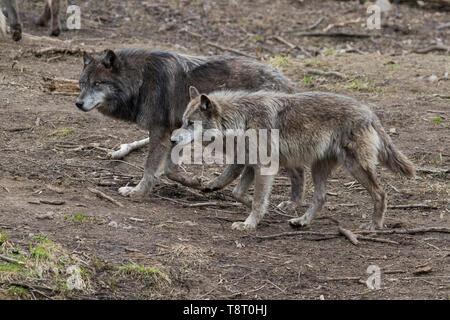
[118,130,171,198]
[277,167,306,211]
[232,171,274,231]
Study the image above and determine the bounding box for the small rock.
[36,212,55,220]
[108,221,118,228]
[414,265,432,275]
[235,240,245,248]
[428,75,438,82]
[66,265,86,291]
[319,294,325,300]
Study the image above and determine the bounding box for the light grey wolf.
[76,49,307,206]
[1,0,61,41]
[180,88,415,231]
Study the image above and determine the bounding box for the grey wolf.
[76,49,307,206]
[180,88,415,231]
[1,0,61,41]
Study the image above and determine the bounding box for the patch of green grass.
[0,263,24,272]
[30,235,54,261]
[267,54,292,70]
[0,231,8,244]
[116,264,170,288]
[389,64,402,72]
[303,76,311,83]
[8,286,29,297]
[52,128,76,137]
[250,34,262,41]
[432,117,442,124]
[117,264,162,276]
[64,214,91,223]
[73,214,90,223]
[324,48,336,56]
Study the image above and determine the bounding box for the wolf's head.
[172,86,223,145]
[76,50,139,121]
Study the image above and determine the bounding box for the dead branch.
[338,226,359,245]
[88,188,124,207]
[181,28,256,59]
[271,36,296,49]
[39,199,66,205]
[306,17,325,30]
[416,167,449,175]
[355,227,450,236]
[253,230,340,240]
[206,41,256,59]
[413,44,450,54]
[295,32,374,38]
[357,236,400,245]
[323,18,361,32]
[436,22,450,30]
[107,138,149,159]
[388,204,438,210]
[43,77,80,95]
[319,276,361,282]
[0,254,25,265]
[306,68,346,79]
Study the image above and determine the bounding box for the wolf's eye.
[188,120,194,126]
[94,81,102,86]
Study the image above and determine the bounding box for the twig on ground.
[306,17,325,30]
[295,32,374,38]
[413,44,450,54]
[338,226,359,245]
[388,204,438,210]
[0,254,25,265]
[306,68,346,79]
[88,188,124,207]
[355,227,450,235]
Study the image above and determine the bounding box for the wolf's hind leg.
[289,159,336,228]
[232,170,274,231]
[232,166,255,208]
[344,158,386,230]
[277,167,306,211]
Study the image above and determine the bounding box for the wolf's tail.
[373,120,415,178]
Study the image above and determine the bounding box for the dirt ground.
[0,0,449,300]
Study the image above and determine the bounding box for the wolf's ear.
[189,86,200,100]
[103,50,118,69]
[83,52,93,68]
[200,94,214,112]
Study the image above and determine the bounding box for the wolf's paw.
[231,221,256,231]
[118,186,146,198]
[277,200,298,212]
[288,215,310,228]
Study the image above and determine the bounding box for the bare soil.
[0,0,449,300]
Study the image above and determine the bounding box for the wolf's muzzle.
[75,100,85,110]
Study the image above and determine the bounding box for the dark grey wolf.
[1,0,61,41]
[180,88,415,231]
[76,49,307,205]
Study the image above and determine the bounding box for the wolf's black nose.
[75,101,84,109]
